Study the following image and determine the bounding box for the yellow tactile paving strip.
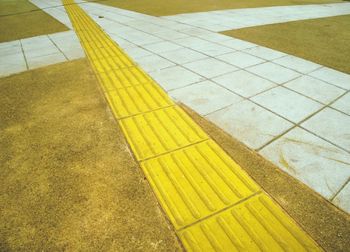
[62,1,322,251]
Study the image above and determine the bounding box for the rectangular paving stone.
[27,53,66,69]
[252,87,322,123]
[243,46,286,60]
[169,80,243,115]
[213,70,276,98]
[153,29,189,40]
[273,55,321,74]
[301,107,350,151]
[183,58,238,79]
[25,46,61,59]
[135,54,176,72]
[247,62,301,84]
[174,37,212,48]
[260,127,350,199]
[331,93,350,115]
[178,193,321,251]
[207,100,292,149]
[106,83,174,119]
[217,51,265,69]
[159,48,208,65]
[142,41,183,54]
[149,66,205,91]
[193,43,234,57]
[309,67,350,90]
[123,47,153,59]
[119,106,208,160]
[217,38,257,50]
[0,41,22,56]
[284,75,345,104]
[141,140,260,229]
[63,46,85,60]
[332,181,350,214]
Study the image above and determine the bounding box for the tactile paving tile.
[141,140,260,229]
[119,106,208,160]
[91,56,134,72]
[105,83,174,118]
[178,193,321,251]
[97,67,155,90]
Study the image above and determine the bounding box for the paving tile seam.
[330,177,350,202]
[202,78,350,154]
[47,36,69,60]
[63,1,323,251]
[175,191,263,232]
[18,40,29,70]
[256,90,350,154]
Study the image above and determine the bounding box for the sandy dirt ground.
[0,59,181,251]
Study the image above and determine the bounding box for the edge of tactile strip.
[141,139,260,230]
[178,193,321,252]
[63,2,323,251]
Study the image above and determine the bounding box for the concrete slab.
[252,87,322,123]
[0,52,27,77]
[309,67,350,90]
[217,51,265,68]
[243,46,286,60]
[213,70,276,98]
[27,52,66,69]
[207,100,293,149]
[284,76,345,104]
[302,108,350,151]
[332,182,350,213]
[123,46,153,59]
[260,127,350,200]
[169,80,243,115]
[142,41,183,54]
[0,41,22,56]
[149,65,205,91]
[135,54,175,72]
[153,30,189,40]
[217,38,257,50]
[63,47,85,60]
[25,46,60,59]
[247,62,301,84]
[158,48,208,64]
[191,42,234,57]
[273,55,321,74]
[173,37,212,48]
[331,93,350,115]
[183,58,238,78]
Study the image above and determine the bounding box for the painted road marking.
[62,1,322,251]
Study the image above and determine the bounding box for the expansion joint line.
[62,1,323,251]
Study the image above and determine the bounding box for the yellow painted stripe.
[62,1,322,251]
